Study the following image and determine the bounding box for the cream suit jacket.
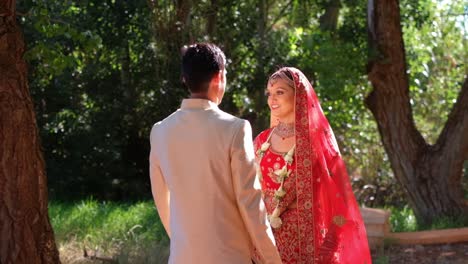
[149,99,282,264]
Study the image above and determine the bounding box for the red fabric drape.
[287,67,371,263]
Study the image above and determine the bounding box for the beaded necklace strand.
[256,127,295,228]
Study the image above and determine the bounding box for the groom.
[149,43,281,264]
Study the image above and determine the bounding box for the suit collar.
[181,99,219,110]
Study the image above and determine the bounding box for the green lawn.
[49,199,169,263]
[49,200,466,263]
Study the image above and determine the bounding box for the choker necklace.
[274,122,295,140]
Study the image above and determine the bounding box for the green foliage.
[388,206,468,232]
[20,0,157,200]
[389,206,418,232]
[401,0,467,144]
[18,0,467,205]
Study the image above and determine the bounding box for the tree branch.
[366,0,426,155]
[15,11,29,17]
[265,0,293,34]
[435,77,468,159]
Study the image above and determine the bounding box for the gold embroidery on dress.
[332,215,346,227]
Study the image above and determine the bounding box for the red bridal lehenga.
[254,67,372,264]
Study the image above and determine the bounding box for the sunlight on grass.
[388,205,468,232]
[49,199,169,263]
[388,206,417,232]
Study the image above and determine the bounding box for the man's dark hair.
[181,43,226,93]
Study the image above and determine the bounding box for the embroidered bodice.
[254,128,297,216]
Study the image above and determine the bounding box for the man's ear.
[206,71,218,91]
[212,70,222,82]
[208,71,222,89]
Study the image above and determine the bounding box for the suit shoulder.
[152,110,180,128]
[150,110,181,138]
[209,110,251,138]
[214,108,246,124]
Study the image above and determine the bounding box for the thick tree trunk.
[366,0,468,225]
[0,1,60,263]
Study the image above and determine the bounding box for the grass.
[373,255,390,264]
[49,200,467,263]
[374,207,467,263]
[49,199,169,263]
[388,206,418,232]
[388,205,468,232]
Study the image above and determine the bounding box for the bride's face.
[266,78,295,123]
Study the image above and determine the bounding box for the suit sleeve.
[149,126,171,238]
[230,120,282,264]
[253,133,263,166]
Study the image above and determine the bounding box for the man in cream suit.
[149,43,282,264]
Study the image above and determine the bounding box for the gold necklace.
[273,122,295,140]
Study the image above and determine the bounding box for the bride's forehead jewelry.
[268,78,279,87]
[268,71,294,89]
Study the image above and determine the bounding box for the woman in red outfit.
[254,67,372,264]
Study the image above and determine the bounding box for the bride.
[254,67,372,263]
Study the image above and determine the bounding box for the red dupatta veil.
[273,67,372,263]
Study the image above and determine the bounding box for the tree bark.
[147,0,195,114]
[319,0,341,32]
[255,0,271,132]
[0,1,60,263]
[148,0,193,55]
[366,0,468,225]
[206,0,218,37]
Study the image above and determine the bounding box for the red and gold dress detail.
[254,67,372,264]
[254,128,299,264]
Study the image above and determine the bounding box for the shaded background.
[16,0,467,207]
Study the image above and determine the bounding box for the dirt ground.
[60,241,468,264]
[371,242,468,264]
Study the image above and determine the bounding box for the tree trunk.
[148,0,194,101]
[120,39,134,112]
[254,0,272,132]
[319,0,341,32]
[206,0,218,37]
[0,1,60,263]
[366,0,468,225]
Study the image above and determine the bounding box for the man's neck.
[190,93,219,104]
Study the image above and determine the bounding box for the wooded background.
[2,0,467,233]
[1,0,467,262]
[15,0,468,215]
